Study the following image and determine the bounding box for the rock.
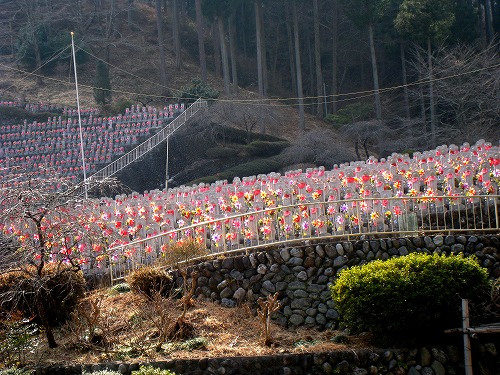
[304,316,316,325]
[317,275,329,284]
[229,269,243,281]
[451,243,464,253]
[315,245,325,257]
[233,287,246,301]
[324,244,337,258]
[398,246,408,256]
[307,284,325,293]
[291,298,312,309]
[289,314,305,325]
[335,360,350,373]
[420,347,432,366]
[249,253,258,268]
[326,309,339,320]
[220,287,233,299]
[433,235,444,246]
[325,267,335,276]
[221,257,234,270]
[294,289,309,298]
[335,243,344,256]
[383,350,394,361]
[424,236,436,250]
[431,348,448,364]
[315,313,326,326]
[407,367,419,375]
[322,362,333,374]
[353,368,368,375]
[431,360,445,375]
[287,257,304,266]
[288,281,306,290]
[257,264,268,274]
[221,298,236,308]
[262,280,276,293]
[297,271,308,281]
[290,248,304,258]
[305,307,317,317]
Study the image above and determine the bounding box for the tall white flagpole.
[70,31,88,199]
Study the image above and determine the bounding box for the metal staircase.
[87,98,207,182]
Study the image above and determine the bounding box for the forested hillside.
[0,0,498,166]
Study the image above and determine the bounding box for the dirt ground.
[15,289,374,368]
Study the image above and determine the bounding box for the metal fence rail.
[87,98,207,182]
[89,194,500,284]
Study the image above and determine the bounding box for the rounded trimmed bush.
[0,264,86,326]
[126,266,173,298]
[330,253,490,341]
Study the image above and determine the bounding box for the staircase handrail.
[87,98,207,182]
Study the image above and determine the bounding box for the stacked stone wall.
[184,235,500,330]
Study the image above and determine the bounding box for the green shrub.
[0,320,38,368]
[220,157,283,180]
[179,78,219,103]
[126,266,173,298]
[108,282,131,295]
[0,265,87,326]
[205,147,239,159]
[131,365,176,375]
[244,141,290,157]
[330,253,490,342]
[163,337,208,353]
[0,368,32,375]
[325,102,374,125]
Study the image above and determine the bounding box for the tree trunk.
[195,0,207,82]
[293,2,305,132]
[228,13,238,94]
[155,0,168,94]
[286,8,296,94]
[127,0,134,28]
[259,4,268,96]
[331,0,339,114]
[255,0,265,133]
[212,22,221,78]
[484,0,495,43]
[36,295,57,348]
[400,40,410,119]
[313,0,323,118]
[427,37,436,148]
[32,30,44,86]
[172,0,182,70]
[218,17,231,96]
[368,23,382,121]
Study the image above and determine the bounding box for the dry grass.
[17,289,374,368]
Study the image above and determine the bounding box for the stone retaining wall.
[182,235,500,330]
[36,345,499,374]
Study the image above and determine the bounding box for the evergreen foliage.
[330,253,490,343]
[179,78,219,103]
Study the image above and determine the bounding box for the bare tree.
[419,43,500,144]
[0,170,121,348]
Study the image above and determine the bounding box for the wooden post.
[462,299,473,375]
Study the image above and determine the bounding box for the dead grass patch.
[9,289,374,368]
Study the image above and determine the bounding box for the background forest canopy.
[0,0,498,160]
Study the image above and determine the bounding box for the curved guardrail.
[90,194,500,283]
